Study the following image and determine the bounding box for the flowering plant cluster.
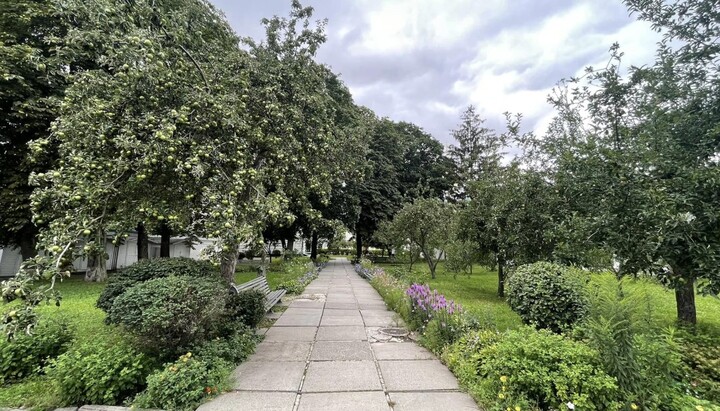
[406,283,462,328]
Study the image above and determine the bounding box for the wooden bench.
[232,276,286,312]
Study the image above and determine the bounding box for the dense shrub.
[47,339,151,405]
[192,326,258,365]
[133,352,230,411]
[443,329,503,384]
[244,249,254,259]
[681,331,720,404]
[222,289,266,330]
[478,327,619,410]
[97,257,216,312]
[0,319,73,384]
[271,249,282,257]
[237,251,246,260]
[506,262,589,332]
[107,276,226,356]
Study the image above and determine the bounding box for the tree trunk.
[137,223,148,260]
[355,231,362,261]
[85,229,107,282]
[287,237,294,253]
[311,231,318,261]
[280,238,287,250]
[428,259,437,279]
[497,259,505,297]
[159,223,171,258]
[18,225,38,261]
[672,264,696,324]
[220,247,238,283]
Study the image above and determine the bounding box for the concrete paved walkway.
[198,259,478,411]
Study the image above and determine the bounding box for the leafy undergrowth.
[0,277,110,409]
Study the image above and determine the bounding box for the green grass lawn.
[378,261,720,334]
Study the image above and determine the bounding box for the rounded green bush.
[0,319,73,384]
[506,261,588,332]
[97,257,217,312]
[271,249,282,257]
[107,276,226,356]
[47,338,151,406]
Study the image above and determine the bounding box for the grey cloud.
[210,0,655,146]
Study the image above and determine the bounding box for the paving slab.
[274,314,322,327]
[324,302,359,310]
[371,342,435,360]
[283,308,325,315]
[316,326,367,341]
[298,391,390,411]
[249,341,312,362]
[323,308,362,317]
[232,361,306,391]
[288,300,325,309]
[197,392,296,411]
[302,361,382,392]
[390,392,478,410]
[362,315,398,327]
[379,360,459,391]
[310,341,373,361]
[263,326,318,342]
[320,315,365,327]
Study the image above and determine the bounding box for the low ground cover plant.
[0,319,73,384]
[47,338,151,406]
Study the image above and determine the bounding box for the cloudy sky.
[209,0,662,145]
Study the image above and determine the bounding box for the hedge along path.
[197,258,479,411]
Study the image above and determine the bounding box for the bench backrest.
[234,276,271,295]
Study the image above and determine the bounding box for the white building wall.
[1,233,316,277]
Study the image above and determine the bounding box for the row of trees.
[374,0,720,325]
